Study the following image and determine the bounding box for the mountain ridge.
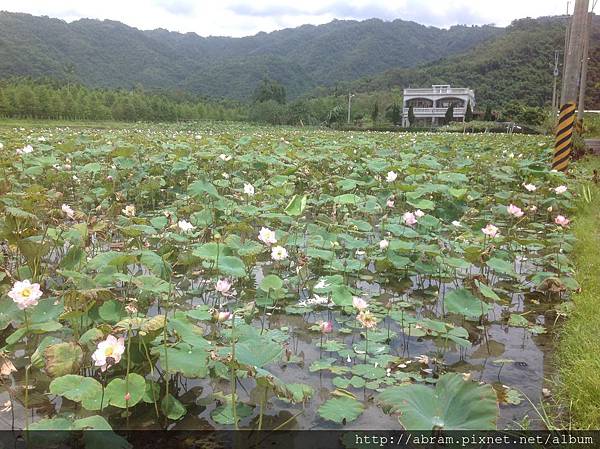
[0,11,504,100]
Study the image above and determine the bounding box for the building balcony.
[403,107,467,116]
[403,87,473,96]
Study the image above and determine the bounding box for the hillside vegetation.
[0,12,503,99]
[338,16,600,109]
[0,12,598,112]
[0,11,502,100]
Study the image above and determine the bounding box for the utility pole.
[347,92,355,125]
[577,7,594,121]
[554,0,589,171]
[561,0,588,105]
[560,2,572,104]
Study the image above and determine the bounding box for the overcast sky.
[1,0,578,37]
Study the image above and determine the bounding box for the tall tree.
[253,79,287,105]
[370,101,379,124]
[444,104,454,124]
[464,100,473,122]
[408,105,415,127]
[386,103,402,125]
[483,105,493,121]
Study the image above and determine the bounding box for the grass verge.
[556,156,600,428]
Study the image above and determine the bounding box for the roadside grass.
[584,113,600,139]
[556,156,600,429]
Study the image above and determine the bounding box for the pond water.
[2,270,559,431]
[0,125,574,433]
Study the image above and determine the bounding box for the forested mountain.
[341,15,600,108]
[1,11,598,109]
[0,11,502,100]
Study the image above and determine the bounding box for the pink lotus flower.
[124,392,131,402]
[92,335,125,372]
[402,212,417,226]
[507,204,524,218]
[386,199,394,208]
[555,215,570,227]
[319,321,333,334]
[215,278,232,295]
[8,280,43,310]
[482,224,500,238]
[213,310,232,322]
[61,204,75,219]
[414,209,425,218]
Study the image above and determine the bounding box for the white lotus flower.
[243,183,255,195]
[352,296,368,311]
[451,220,462,227]
[386,199,394,208]
[8,280,43,310]
[379,239,389,250]
[92,335,125,372]
[178,220,195,232]
[258,227,277,245]
[314,279,329,289]
[218,154,231,161]
[554,185,567,194]
[414,209,425,218]
[271,245,288,261]
[61,204,75,219]
[523,183,537,192]
[386,171,398,182]
[122,205,136,217]
[16,145,33,155]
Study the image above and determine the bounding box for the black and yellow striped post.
[553,102,576,172]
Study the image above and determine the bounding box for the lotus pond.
[0,123,578,435]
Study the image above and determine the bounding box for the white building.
[402,85,475,127]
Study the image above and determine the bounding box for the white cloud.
[1,0,575,37]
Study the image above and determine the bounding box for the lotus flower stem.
[162,283,172,428]
[24,364,29,434]
[100,369,107,411]
[140,338,160,419]
[258,386,268,430]
[364,328,368,364]
[231,310,239,430]
[23,309,30,433]
[125,325,132,428]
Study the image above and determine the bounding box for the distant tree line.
[0,78,246,122]
[0,77,548,129]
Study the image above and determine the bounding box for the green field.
[0,122,586,437]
